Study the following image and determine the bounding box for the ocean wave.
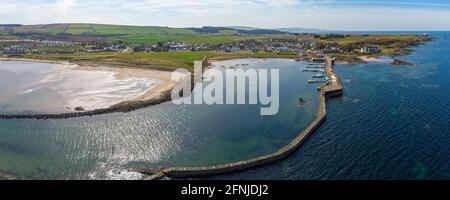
[88,167,143,180]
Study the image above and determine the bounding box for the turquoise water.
[0,59,319,179]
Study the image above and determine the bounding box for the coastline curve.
[0,56,210,120]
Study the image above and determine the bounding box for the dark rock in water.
[74,107,85,111]
[392,59,413,66]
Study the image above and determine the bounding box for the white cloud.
[0,0,449,30]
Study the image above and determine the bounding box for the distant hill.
[226,26,260,31]
[225,26,289,34]
[0,23,290,36]
[0,23,200,36]
[276,27,336,33]
[228,26,335,34]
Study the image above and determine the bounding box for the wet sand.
[74,65,178,106]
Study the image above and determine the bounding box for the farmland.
[61,24,198,35]
[1,23,297,46]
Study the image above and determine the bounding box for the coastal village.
[0,34,322,55]
[0,31,429,64]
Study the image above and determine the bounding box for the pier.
[321,57,343,97]
[137,57,343,180]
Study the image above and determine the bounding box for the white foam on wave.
[88,167,143,180]
[19,89,34,94]
[38,64,78,84]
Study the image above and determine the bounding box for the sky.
[0,0,450,31]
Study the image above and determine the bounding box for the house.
[361,46,379,54]
[322,46,341,54]
[224,45,240,53]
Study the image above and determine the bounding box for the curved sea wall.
[139,57,343,180]
[158,94,326,179]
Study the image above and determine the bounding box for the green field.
[319,35,423,45]
[110,35,273,45]
[21,51,301,71]
[56,23,198,36]
[318,34,428,58]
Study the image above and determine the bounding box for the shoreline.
[0,57,180,119]
[0,56,294,119]
[358,56,393,63]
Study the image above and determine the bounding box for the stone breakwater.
[0,90,172,119]
[137,57,343,180]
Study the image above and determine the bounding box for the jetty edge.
[136,56,343,180]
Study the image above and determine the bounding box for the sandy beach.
[358,56,393,63]
[0,57,182,113]
[74,64,178,104]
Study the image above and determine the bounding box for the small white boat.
[312,73,326,78]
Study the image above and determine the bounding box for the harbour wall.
[139,57,343,179]
[159,94,327,178]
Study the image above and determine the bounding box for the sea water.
[0,58,319,179]
[0,32,449,180]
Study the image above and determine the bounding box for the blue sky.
[0,0,449,30]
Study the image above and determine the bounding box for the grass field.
[110,35,273,45]
[319,35,423,45]
[0,23,199,36]
[57,24,198,36]
[21,51,301,71]
[319,34,428,58]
